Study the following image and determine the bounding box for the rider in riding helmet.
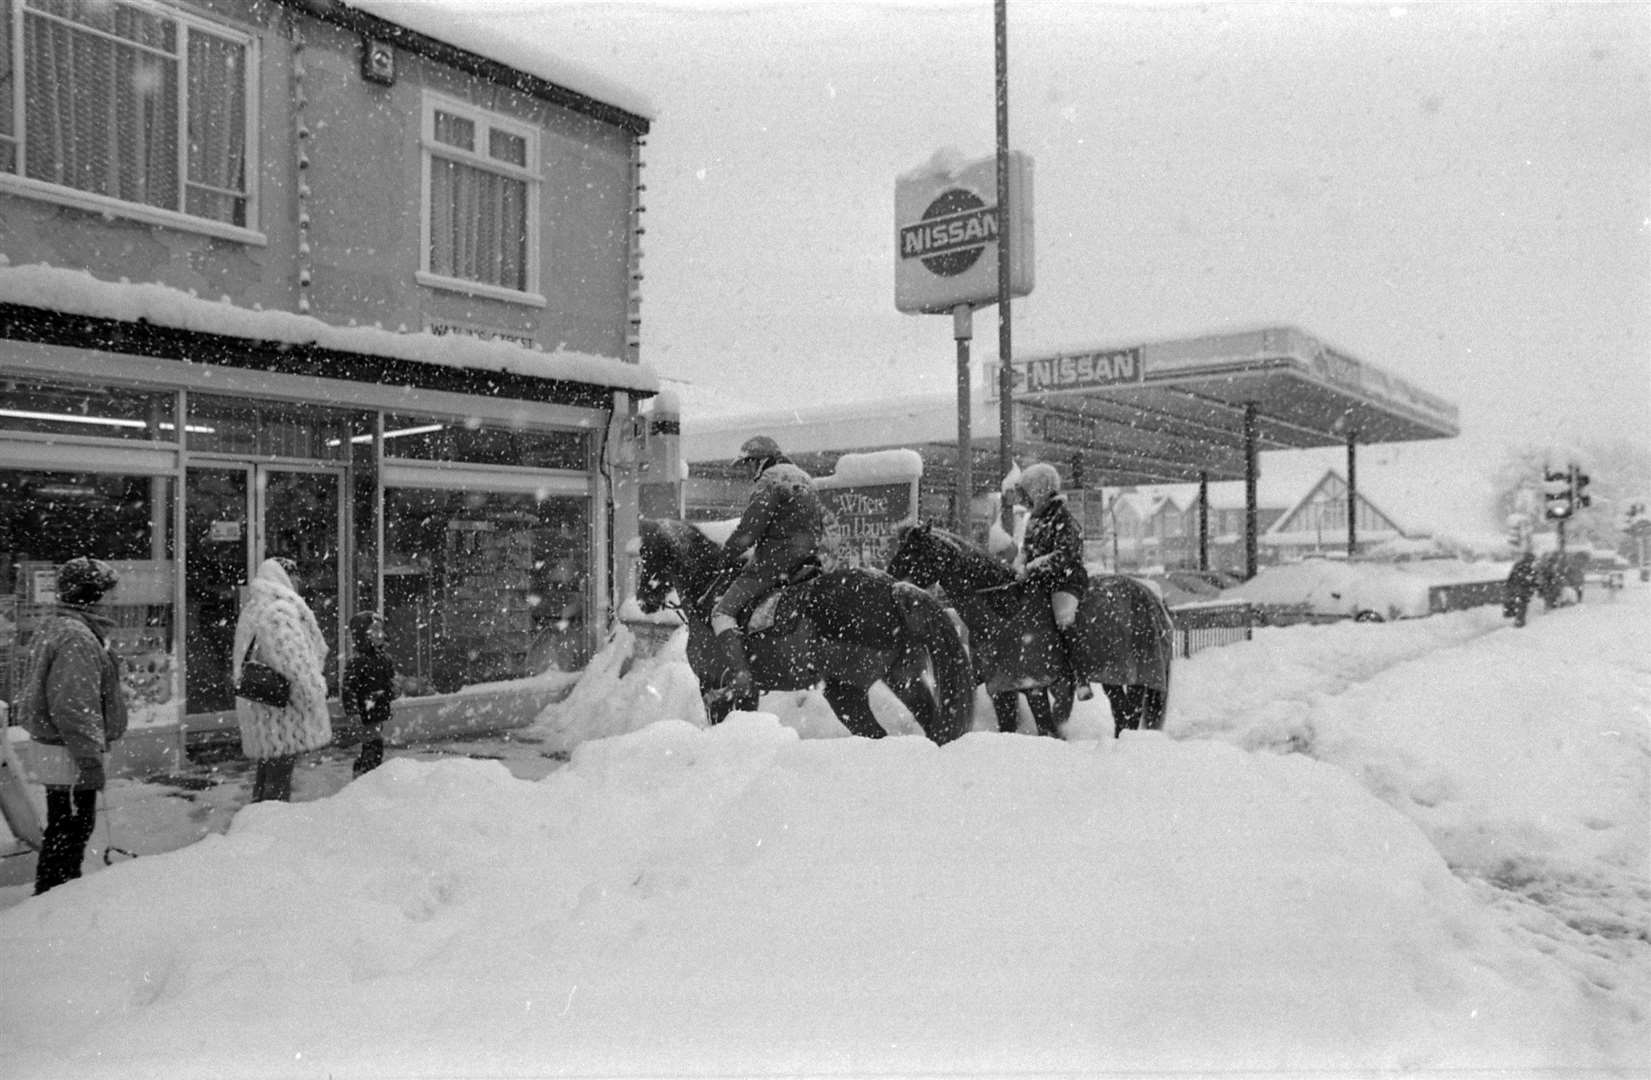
[1015,461,1093,701]
[710,435,825,696]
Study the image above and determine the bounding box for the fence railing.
[1427,580,1505,615]
[1168,602,1255,658]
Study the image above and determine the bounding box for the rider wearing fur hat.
[1014,462,1093,700]
[710,435,825,696]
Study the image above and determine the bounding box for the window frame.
[417,90,544,306]
[0,0,263,244]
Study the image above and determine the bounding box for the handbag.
[236,637,291,708]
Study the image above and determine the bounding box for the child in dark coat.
[343,612,397,777]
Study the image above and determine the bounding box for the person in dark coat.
[1503,552,1540,628]
[1015,462,1093,701]
[1537,552,1565,611]
[343,612,397,777]
[709,435,825,696]
[14,557,128,895]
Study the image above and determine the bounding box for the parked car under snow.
[1222,556,1513,624]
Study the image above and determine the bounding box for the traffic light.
[1543,469,1573,521]
[1570,468,1591,510]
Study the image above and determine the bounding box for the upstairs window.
[420,93,541,302]
[0,0,255,231]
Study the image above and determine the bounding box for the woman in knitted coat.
[232,557,331,802]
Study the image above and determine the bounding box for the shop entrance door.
[184,464,343,727]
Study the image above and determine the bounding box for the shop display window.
[379,413,588,470]
[384,487,589,695]
[0,377,177,442]
[186,394,353,460]
[0,469,178,726]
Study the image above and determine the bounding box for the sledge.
[0,733,45,851]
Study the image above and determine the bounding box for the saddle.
[740,558,822,634]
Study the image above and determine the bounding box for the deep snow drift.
[0,586,1645,1078]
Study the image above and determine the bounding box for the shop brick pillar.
[638,389,682,521]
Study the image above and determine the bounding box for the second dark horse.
[635,519,975,743]
[889,521,1175,738]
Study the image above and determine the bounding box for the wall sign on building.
[895,150,1034,314]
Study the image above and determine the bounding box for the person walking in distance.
[232,557,331,802]
[1014,462,1094,702]
[343,612,397,777]
[15,557,128,895]
[708,435,825,698]
[1503,551,1540,628]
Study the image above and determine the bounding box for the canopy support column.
[1346,428,1359,557]
[1198,472,1210,572]
[1244,403,1258,579]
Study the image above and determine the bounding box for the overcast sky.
[455,0,1649,453]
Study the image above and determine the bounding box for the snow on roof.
[0,261,658,395]
[347,1,656,121]
[1135,440,1509,545]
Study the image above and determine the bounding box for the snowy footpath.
[0,584,1645,1078]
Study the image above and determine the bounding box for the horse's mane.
[643,517,725,558]
[899,522,1016,590]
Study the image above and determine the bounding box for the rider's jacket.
[725,457,825,581]
[1022,493,1089,595]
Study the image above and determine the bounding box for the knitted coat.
[15,606,128,762]
[232,559,331,760]
[1021,493,1089,596]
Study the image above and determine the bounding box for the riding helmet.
[733,434,783,466]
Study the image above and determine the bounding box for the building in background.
[0,0,654,743]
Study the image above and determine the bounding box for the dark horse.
[888,521,1175,738]
[634,519,975,743]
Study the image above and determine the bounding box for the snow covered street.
[0,585,1645,1077]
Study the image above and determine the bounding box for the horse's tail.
[891,581,974,744]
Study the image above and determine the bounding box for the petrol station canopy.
[684,325,1459,488]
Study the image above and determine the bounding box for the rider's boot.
[1060,627,1093,701]
[715,627,755,698]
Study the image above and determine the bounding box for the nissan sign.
[895,151,1034,314]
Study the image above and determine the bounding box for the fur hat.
[1019,462,1062,502]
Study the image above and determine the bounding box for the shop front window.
[0,468,177,725]
[0,376,176,441]
[379,413,588,470]
[384,487,589,695]
[186,394,353,460]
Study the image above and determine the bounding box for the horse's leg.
[1101,684,1132,738]
[704,690,733,727]
[1048,677,1074,732]
[887,671,939,738]
[990,691,1020,734]
[1025,688,1063,739]
[823,682,887,739]
[1139,686,1167,731]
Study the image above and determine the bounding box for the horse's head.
[635,518,724,615]
[634,519,677,614]
[888,520,944,589]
